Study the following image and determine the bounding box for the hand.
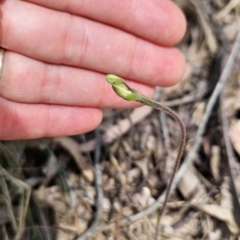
[0,0,186,140]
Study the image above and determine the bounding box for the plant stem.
[106,74,186,239]
[138,95,186,239]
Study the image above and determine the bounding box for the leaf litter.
[2,0,240,239]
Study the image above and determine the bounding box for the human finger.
[2,0,185,86]
[0,97,102,140]
[23,0,186,46]
[0,51,154,108]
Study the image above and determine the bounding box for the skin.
[0,0,186,140]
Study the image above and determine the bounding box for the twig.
[190,0,218,53]
[75,129,103,240]
[215,0,240,20]
[171,30,240,202]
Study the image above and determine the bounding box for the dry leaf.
[178,166,204,199]
[134,187,155,207]
[134,157,149,177]
[195,204,239,235]
[210,145,221,182]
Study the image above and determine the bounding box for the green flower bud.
[106,74,141,101]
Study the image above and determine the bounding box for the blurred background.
[1,0,240,239]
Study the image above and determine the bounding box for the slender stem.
[106,74,186,239]
[138,95,186,239]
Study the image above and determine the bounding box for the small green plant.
[106,74,186,239]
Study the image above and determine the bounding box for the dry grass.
[1,0,240,239]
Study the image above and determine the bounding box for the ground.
[1,0,240,239]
